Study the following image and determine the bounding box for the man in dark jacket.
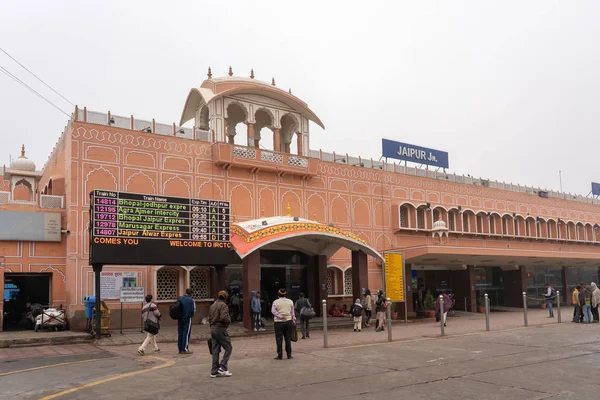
[178,288,195,354]
[209,290,233,378]
[375,290,386,332]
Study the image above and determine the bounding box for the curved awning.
[179,77,325,129]
[230,216,382,260]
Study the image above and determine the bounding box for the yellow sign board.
[384,252,404,302]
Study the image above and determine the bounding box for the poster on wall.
[99,271,138,299]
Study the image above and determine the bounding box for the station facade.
[2,69,600,331]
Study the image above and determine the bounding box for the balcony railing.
[0,192,64,209]
[212,143,318,177]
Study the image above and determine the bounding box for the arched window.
[417,208,425,229]
[156,267,179,301]
[344,268,353,296]
[190,267,210,299]
[326,268,334,295]
[448,210,457,231]
[400,206,409,228]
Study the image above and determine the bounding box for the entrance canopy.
[230,216,383,260]
[405,246,600,268]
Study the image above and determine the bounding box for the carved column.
[247,123,254,147]
[296,132,303,156]
[273,128,281,152]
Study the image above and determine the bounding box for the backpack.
[550,287,556,298]
[169,299,183,320]
[353,305,363,317]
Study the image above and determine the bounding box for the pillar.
[296,132,303,156]
[273,128,281,152]
[351,250,368,302]
[503,266,527,307]
[247,123,254,147]
[242,251,260,331]
[450,266,477,312]
[308,255,327,316]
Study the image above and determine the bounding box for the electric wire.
[0,64,71,118]
[0,46,75,106]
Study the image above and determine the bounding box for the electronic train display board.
[89,190,240,266]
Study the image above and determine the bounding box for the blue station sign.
[382,139,449,169]
[592,182,600,196]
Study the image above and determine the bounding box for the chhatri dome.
[10,145,36,172]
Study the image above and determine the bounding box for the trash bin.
[84,296,96,319]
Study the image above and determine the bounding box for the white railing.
[288,155,308,167]
[261,150,283,164]
[309,150,600,206]
[74,108,598,206]
[232,146,256,159]
[0,192,10,205]
[40,195,64,209]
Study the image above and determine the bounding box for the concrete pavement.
[1,308,598,399]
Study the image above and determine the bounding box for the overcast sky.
[1,1,598,196]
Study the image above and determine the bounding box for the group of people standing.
[136,287,391,378]
[571,283,600,324]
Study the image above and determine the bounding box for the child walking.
[351,298,363,332]
[251,291,265,331]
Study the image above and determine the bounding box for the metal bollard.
[523,292,528,327]
[484,293,490,331]
[322,299,328,348]
[386,298,392,342]
[464,296,467,312]
[439,295,445,336]
[557,290,561,323]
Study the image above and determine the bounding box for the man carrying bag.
[138,294,161,356]
[208,291,233,378]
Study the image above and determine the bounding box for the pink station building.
[1,69,600,332]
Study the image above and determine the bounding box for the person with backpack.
[375,290,386,332]
[544,284,555,318]
[173,288,195,354]
[138,294,161,356]
[350,298,363,332]
[209,290,233,378]
[294,293,313,339]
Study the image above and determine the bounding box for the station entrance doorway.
[2,273,51,331]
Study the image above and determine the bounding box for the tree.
[424,290,435,311]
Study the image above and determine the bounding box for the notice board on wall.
[89,190,240,266]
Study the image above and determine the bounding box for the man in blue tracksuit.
[178,288,196,354]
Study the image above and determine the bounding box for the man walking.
[375,290,386,332]
[209,290,233,377]
[177,288,195,354]
[544,284,554,318]
[271,288,295,360]
[294,292,311,339]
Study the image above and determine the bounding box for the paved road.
[2,316,599,399]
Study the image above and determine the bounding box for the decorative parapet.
[212,142,319,178]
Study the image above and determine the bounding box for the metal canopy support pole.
[322,300,328,348]
[439,295,445,336]
[557,291,561,323]
[484,293,490,331]
[523,292,528,327]
[386,298,392,342]
[93,264,103,340]
[120,302,123,335]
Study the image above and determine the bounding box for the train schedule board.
[89,190,240,266]
[383,252,405,302]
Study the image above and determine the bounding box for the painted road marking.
[0,357,119,377]
[39,356,175,400]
